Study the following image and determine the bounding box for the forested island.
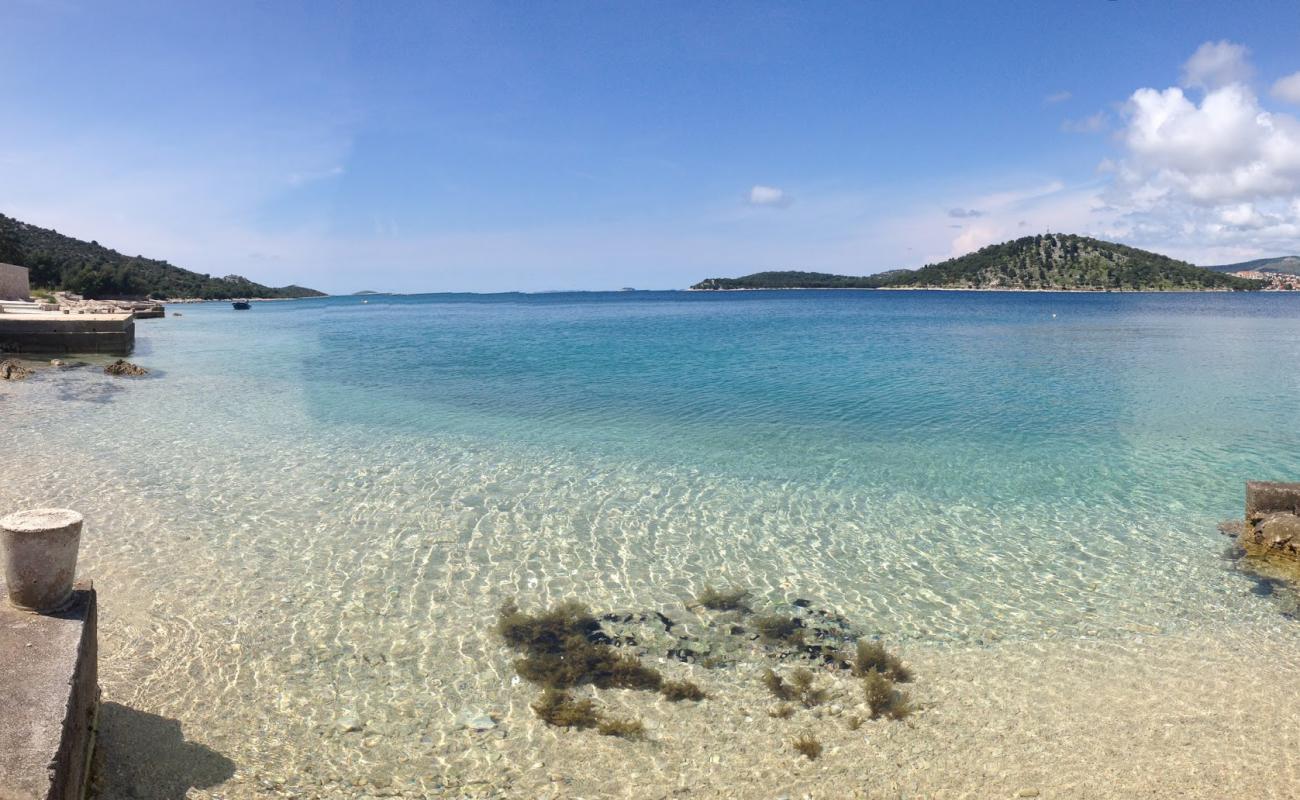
[0,213,325,299]
[693,234,1264,292]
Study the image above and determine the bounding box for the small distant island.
[0,212,325,300]
[692,234,1265,292]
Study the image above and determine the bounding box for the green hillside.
[691,270,881,290]
[0,212,325,300]
[692,234,1263,291]
[1205,255,1300,275]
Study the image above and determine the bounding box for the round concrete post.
[0,508,83,613]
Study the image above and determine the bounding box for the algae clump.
[862,670,913,720]
[660,680,707,702]
[497,599,663,690]
[851,640,912,683]
[792,731,822,760]
[695,585,751,612]
[531,688,601,729]
[753,614,804,647]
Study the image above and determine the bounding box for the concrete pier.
[0,310,135,355]
[0,508,98,800]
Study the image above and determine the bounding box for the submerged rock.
[103,359,148,377]
[1256,513,1300,555]
[0,359,33,380]
[1242,482,1300,562]
[457,710,497,731]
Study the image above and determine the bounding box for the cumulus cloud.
[1273,71,1300,105]
[1044,91,1072,104]
[1101,41,1300,262]
[1061,111,1108,134]
[748,184,790,207]
[1115,87,1300,206]
[1181,40,1253,91]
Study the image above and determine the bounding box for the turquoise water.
[6,290,1300,640]
[3,290,1300,791]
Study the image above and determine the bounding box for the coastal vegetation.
[530,688,601,729]
[691,234,1264,291]
[862,669,913,720]
[852,640,913,683]
[499,592,919,750]
[761,667,829,708]
[496,599,662,691]
[791,731,823,760]
[694,585,752,612]
[660,679,708,701]
[753,614,805,646]
[769,702,796,719]
[0,212,325,300]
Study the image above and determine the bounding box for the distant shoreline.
[687,285,1258,293]
[160,296,327,304]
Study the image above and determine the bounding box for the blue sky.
[3,1,1300,292]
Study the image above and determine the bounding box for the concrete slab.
[0,313,134,355]
[1246,481,1300,519]
[0,582,98,800]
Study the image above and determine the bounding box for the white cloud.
[1044,91,1072,104]
[1061,111,1108,134]
[1272,71,1300,105]
[748,184,790,207]
[1096,42,1300,263]
[1113,84,1300,206]
[1181,40,1253,91]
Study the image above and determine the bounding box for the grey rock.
[458,710,497,731]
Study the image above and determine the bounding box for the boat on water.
[232,301,251,310]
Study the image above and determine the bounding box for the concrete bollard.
[0,508,83,613]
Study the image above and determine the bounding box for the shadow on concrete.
[93,702,235,799]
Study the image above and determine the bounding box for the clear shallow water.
[3,290,1300,792]
[7,290,1300,636]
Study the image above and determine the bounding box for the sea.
[3,289,1299,796]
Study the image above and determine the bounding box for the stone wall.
[0,263,31,301]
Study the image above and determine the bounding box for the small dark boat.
[232,301,251,310]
